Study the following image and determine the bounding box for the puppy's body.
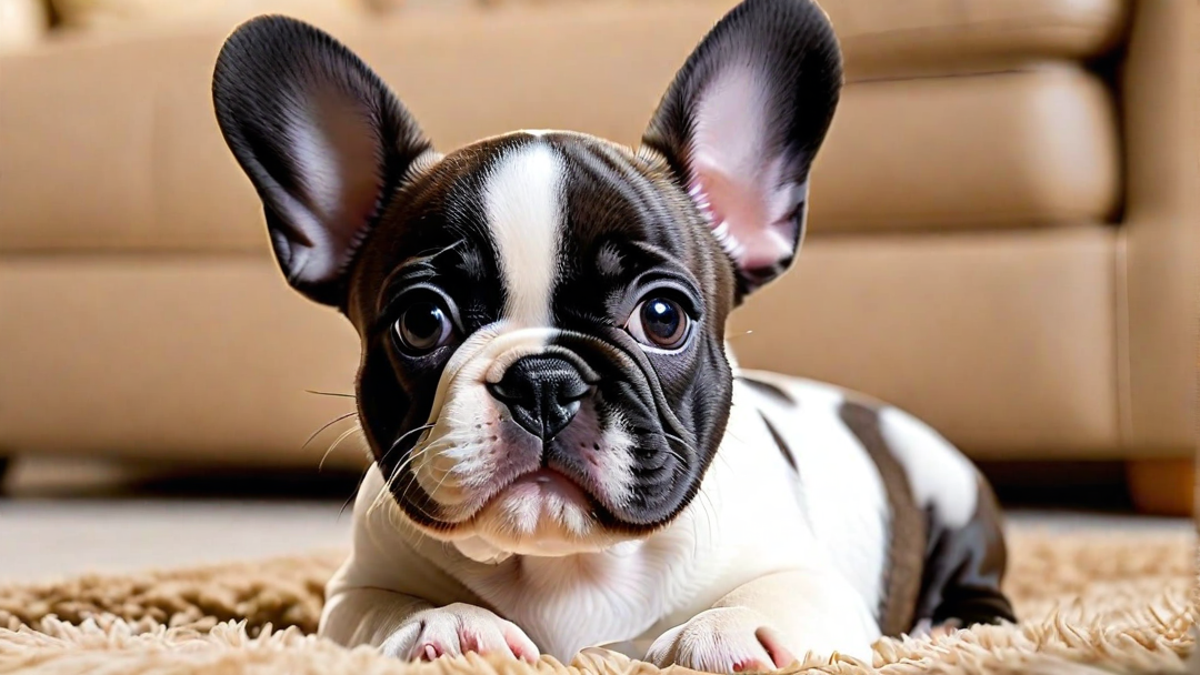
[323,368,1003,663]
[212,1,1014,670]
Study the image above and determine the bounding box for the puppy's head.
[213,0,841,556]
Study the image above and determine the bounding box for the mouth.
[464,465,603,545]
[475,465,595,515]
[496,468,590,504]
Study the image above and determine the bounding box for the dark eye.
[394,300,453,354]
[626,296,690,350]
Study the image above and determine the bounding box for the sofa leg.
[1126,458,1195,517]
[0,455,9,497]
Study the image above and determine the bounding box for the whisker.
[372,447,426,505]
[364,441,441,526]
[331,423,435,523]
[662,433,694,463]
[663,432,709,560]
[394,433,466,525]
[425,451,458,508]
[355,422,436,523]
[305,389,357,399]
[384,443,435,486]
[688,490,710,559]
[366,471,395,522]
[662,447,688,466]
[662,432,689,445]
[664,432,720,557]
[413,238,465,262]
[320,424,364,472]
[369,437,438,522]
[338,467,371,522]
[301,411,358,452]
[388,471,444,525]
[698,490,719,558]
[367,423,439,521]
[380,424,436,467]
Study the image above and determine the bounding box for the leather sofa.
[1,0,1195,510]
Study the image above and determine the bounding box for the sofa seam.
[1113,228,1134,449]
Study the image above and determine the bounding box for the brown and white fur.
[212,1,1015,671]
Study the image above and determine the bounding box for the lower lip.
[506,468,589,500]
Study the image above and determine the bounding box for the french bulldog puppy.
[212,0,1015,671]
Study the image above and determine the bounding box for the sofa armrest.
[1120,0,1200,456]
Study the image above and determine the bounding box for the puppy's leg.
[645,568,880,673]
[916,475,1016,631]
[320,588,540,662]
[320,468,540,663]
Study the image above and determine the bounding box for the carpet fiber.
[0,527,1194,674]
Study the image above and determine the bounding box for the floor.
[0,456,1193,584]
[0,457,358,581]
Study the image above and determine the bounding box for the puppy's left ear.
[641,0,842,299]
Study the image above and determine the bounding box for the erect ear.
[212,15,435,307]
[641,0,842,300]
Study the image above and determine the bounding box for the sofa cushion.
[810,65,1121,233]
[0,257,364,467]
[0,227,1119,463]
[728,225,1121,458]
[0,1,1125,252]
[823,0,1129,80]
[47,0,369,30]
[476,0,1129,80]
[0,4,734,253]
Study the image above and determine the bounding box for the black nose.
[487,355,591,441]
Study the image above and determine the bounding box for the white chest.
[344,377,896,661]
[432,392,826,659]
[449,534,716,658]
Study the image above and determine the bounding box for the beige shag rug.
[0,527,1194,675]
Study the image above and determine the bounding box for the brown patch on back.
[739,376,795,407]
[758,412,797,471]
[838,401,927,637]
[915,473,1016,627]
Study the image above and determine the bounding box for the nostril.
[557,381,593,405]
[561,399,581,418]
[539,397,580,441]
[486,381,511,402]
[486,380,525,404]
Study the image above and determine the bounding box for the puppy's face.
[213,0,841,555]
[345,133,736,553]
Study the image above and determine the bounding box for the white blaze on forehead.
[484,142,565,327]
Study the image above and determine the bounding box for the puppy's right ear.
[213,15,434,307]
[640,0,841,301]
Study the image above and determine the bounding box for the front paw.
[379,603,540,663]
[645,607,796,673]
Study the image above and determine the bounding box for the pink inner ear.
[279,91,384,285]
[688,66,803,271]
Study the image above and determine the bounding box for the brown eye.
[626,297,689,350]
[394,301,453,354]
